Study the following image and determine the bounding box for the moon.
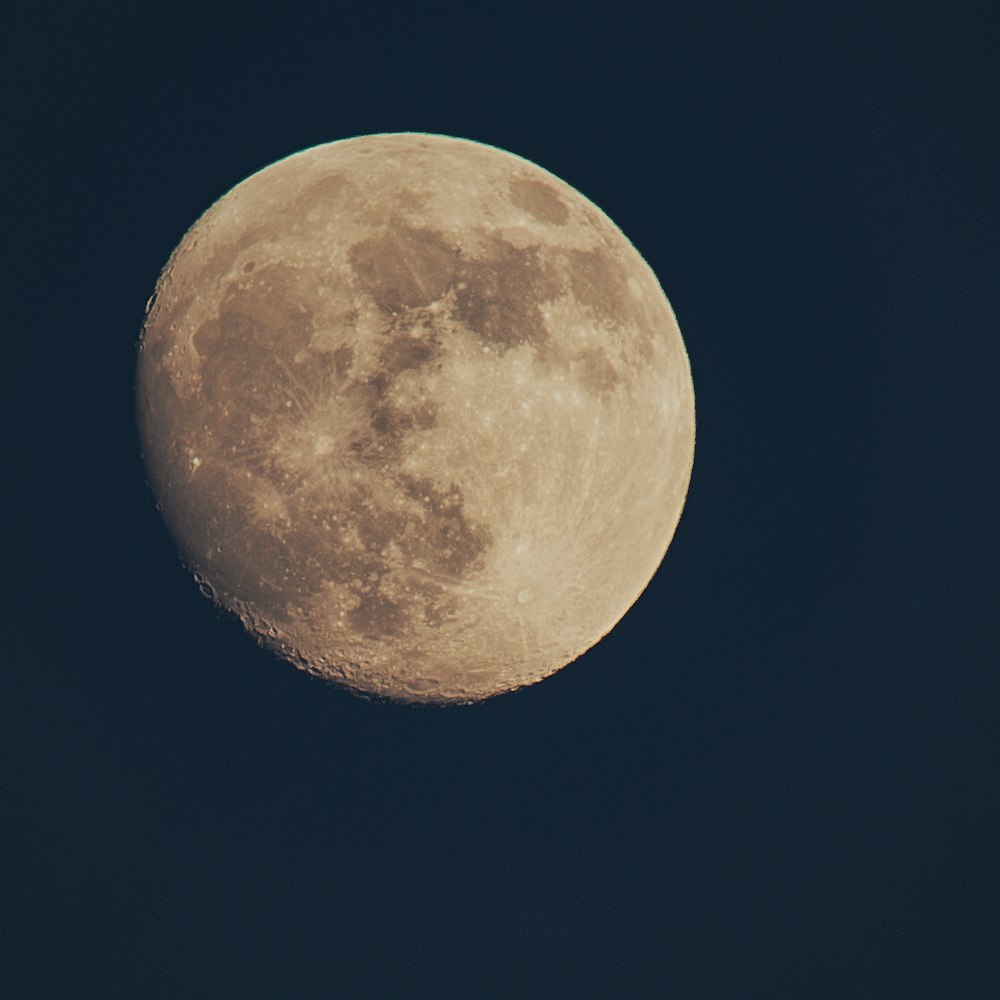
[136,133,695,703]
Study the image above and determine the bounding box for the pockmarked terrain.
[136,134,695,702]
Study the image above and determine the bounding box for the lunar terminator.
[136,133,695,702]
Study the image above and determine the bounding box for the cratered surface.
[136,133,695,703]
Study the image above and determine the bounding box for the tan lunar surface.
[135,133,695,703]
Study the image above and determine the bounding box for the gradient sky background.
[5,4,997,998]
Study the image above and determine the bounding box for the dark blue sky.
[5,4,997,998]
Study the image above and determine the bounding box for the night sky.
[5,4,997,998]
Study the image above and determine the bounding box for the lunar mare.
[136,133,695,703]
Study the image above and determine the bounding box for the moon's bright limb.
[136,133,695,703]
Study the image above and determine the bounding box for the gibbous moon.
[136,133,695,703]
